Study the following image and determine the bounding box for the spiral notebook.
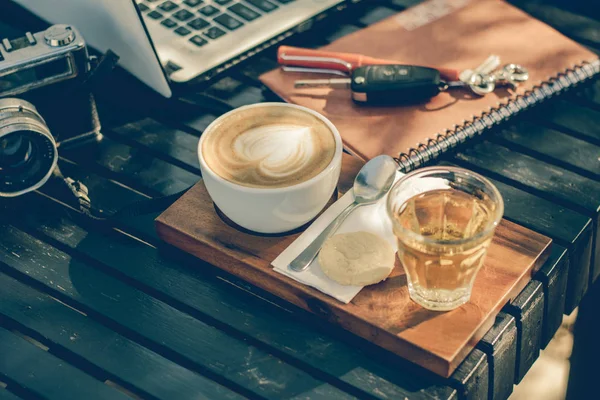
[260,0,600,171]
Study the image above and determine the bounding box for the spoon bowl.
[354,155,399,204]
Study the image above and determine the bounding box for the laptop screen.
[12,0,172,97]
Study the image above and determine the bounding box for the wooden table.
[0,1,598,399]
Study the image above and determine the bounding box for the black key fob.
[350,65,442,105]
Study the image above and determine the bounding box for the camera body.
[0,24,101,197]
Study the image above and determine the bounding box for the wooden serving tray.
[156,154,552,377]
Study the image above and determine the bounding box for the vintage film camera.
[0,24,101,198]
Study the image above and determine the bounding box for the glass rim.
[386,166,505,246]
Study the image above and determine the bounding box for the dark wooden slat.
[455,142,600,214]
[448,349,489,400]
[37,160,160,243]
[439,160,591,249]
[204,77,267,108]
[504,281,545,384]
[357,6,398,26]
[510,1,600,47]
[452,141,599,307]
[0,273,242,400]
[59,137,199,197]
[491,122,600,180]
[539,0,600,20]
[490,179,588,311]
[487,119,600,286]
[37,158,167,248]
[441,161,589,314]
[0,225,354,400]
[536,245,569,348]
[47,158,150,210]
[0,327,130,400]
[388,0,422,9]
[532,100,600,146]
[0,389,21,400]
[476,313,517,400]
[14,197,459,400]
[171,112,218,137]
[108,118,201,174]
[238,57,280,83]
[324,24,363,44]
[573,80,600,110]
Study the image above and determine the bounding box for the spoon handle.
[288,201,359,272]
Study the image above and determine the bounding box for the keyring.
[468,72,496,96]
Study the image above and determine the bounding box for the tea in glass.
[387,167,504,311]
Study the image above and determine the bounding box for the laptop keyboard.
[137,0,295,47]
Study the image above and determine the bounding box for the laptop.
[12,0,353,98]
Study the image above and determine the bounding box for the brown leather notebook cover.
[260,0,599,167]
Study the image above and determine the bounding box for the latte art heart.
[202,106,337,189]
[233,125,315,180]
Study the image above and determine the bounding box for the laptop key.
[205,26,226,39]
[173,9,195,21]
[228,4,260,21]
[161,18,178,28]
[245,0,277,12]
[183,0,204,6]
[158,1,178,11]
[175,26,192,35]
[214,13,244,30]
[147,10,163,19]
[137,3,150,11]
[214,0,233,4]
[190,35,208,46]
[188,17,210,30]
[199,5,219,16]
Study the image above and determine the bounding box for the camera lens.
[0,134,34,169]
[0,98,57,197]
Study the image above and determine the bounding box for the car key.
[295,65,443,105]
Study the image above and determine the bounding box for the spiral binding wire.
[394,60,600,172]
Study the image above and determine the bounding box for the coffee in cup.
[201,105,336,189]
[198,103,343,234]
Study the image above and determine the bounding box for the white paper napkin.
[272,171,448,303]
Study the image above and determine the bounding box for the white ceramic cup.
[197,103,343,234]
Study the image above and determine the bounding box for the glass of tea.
[387,167,504,311]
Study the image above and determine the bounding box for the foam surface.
[202,106,336,188]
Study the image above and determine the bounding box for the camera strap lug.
[63,177,91,210]
[51,166,92,216]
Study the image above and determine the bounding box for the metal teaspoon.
[288,155,398,272]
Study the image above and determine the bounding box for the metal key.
[489,63,530,89]
[460,55,501,96]
[294,78,351,89]
[459,55,501,84]
[468,63,530,95]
